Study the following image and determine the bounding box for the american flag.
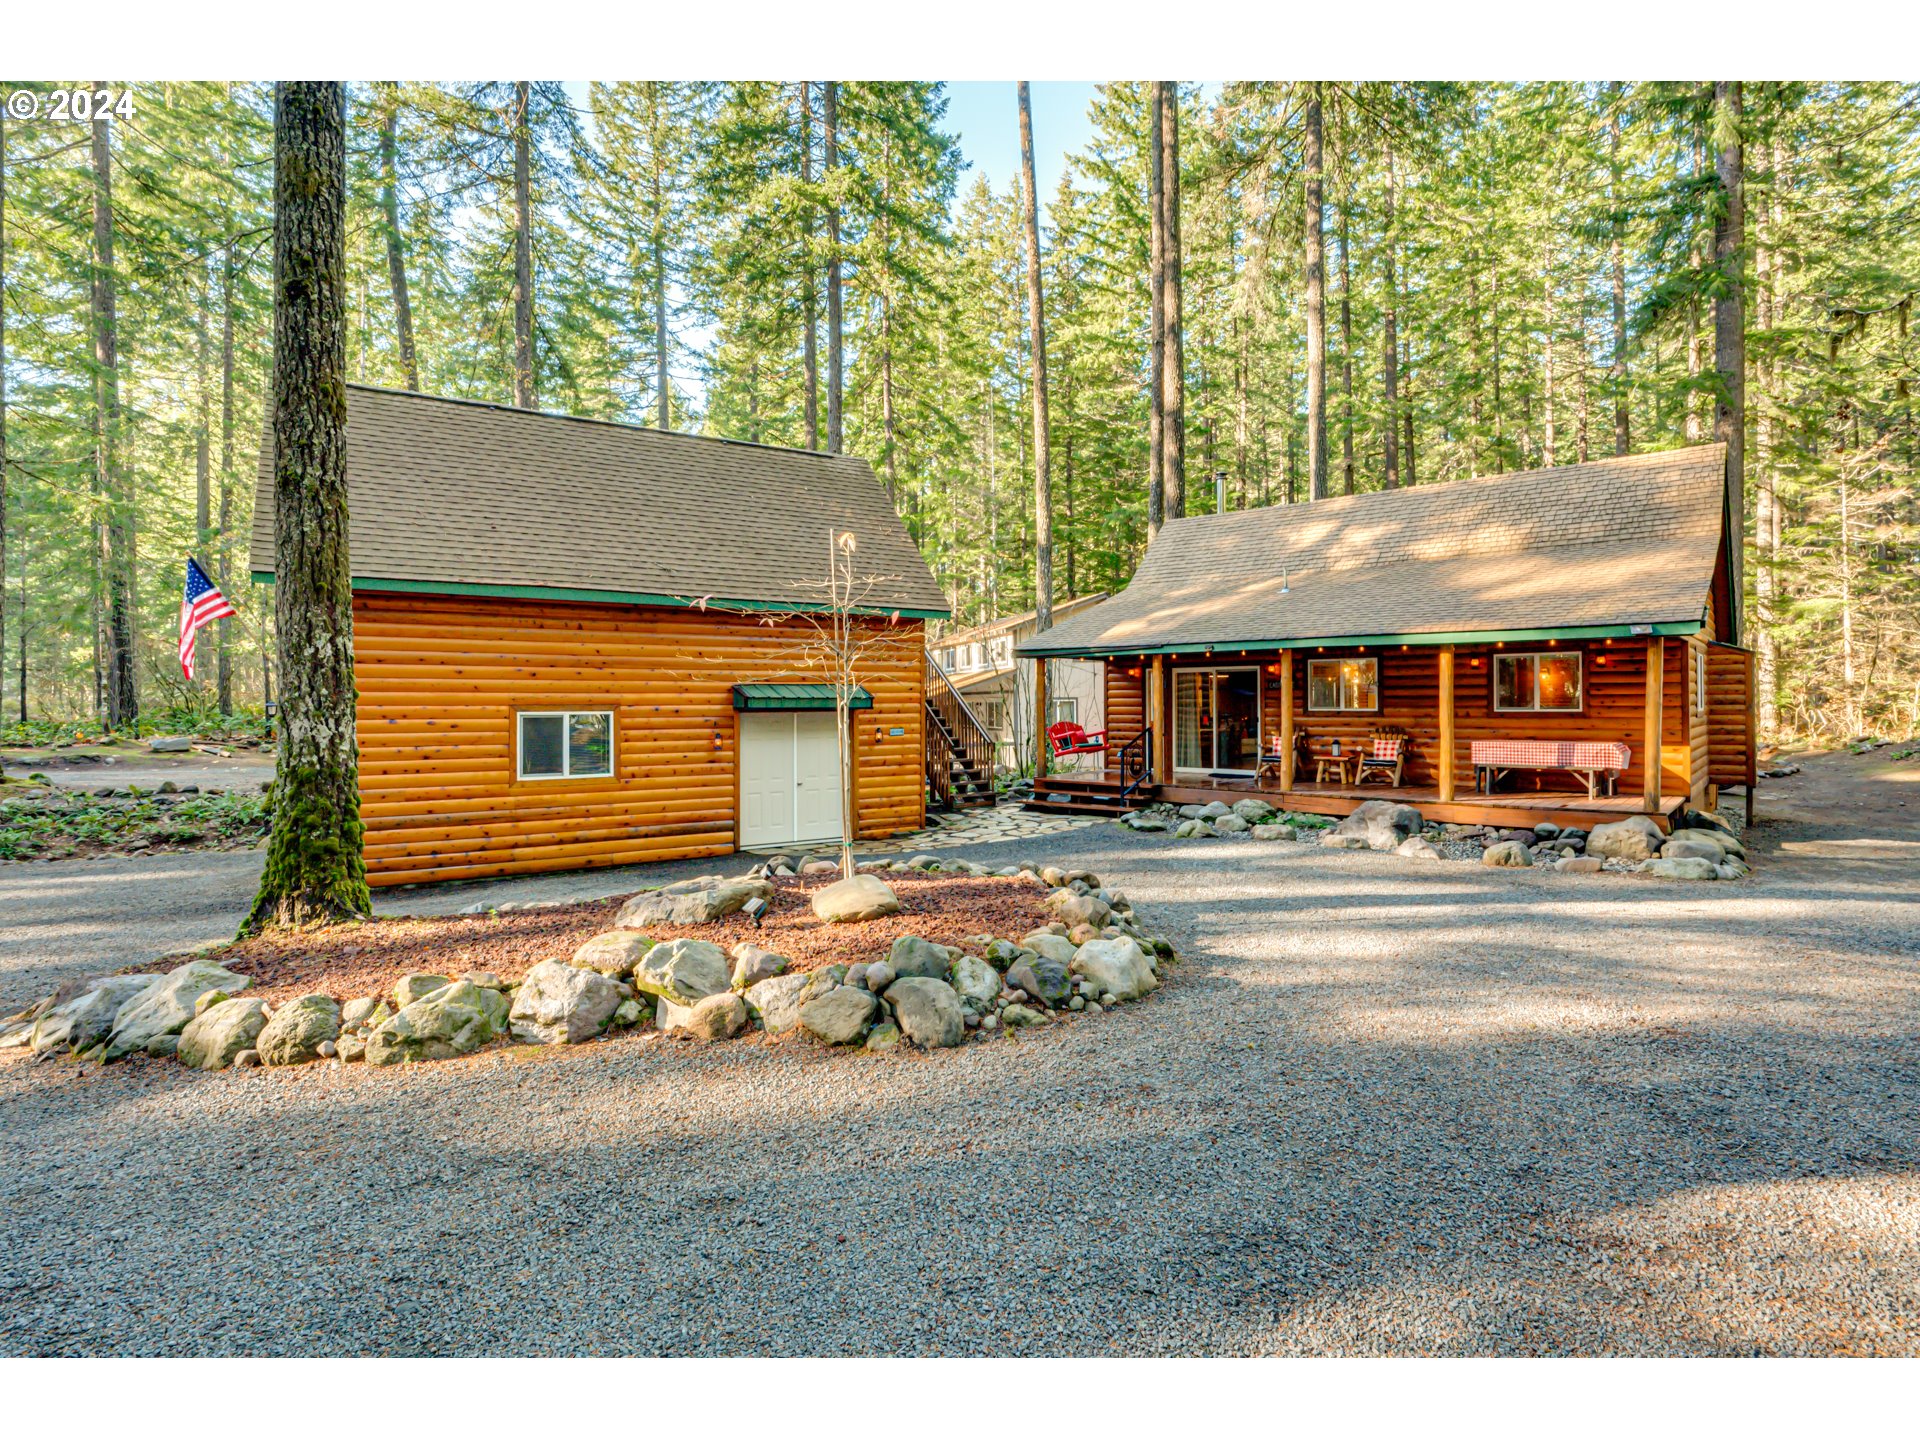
[178,558,236,681]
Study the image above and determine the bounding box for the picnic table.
[1471,739,1630,799]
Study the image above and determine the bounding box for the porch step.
[1022,772,1155,818]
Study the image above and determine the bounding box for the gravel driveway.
[2,752,1915,1355]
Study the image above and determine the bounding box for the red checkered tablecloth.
[1471,740,1630,770]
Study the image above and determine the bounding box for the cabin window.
[1048,697,1079,727]
[518,710,614,780]
[990,636,1014,666]
[1493,652,1583,712]
[1306,657,1379,712]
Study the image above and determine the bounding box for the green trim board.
[731,683,873,711]
[1016,617,1705,661]
[250,571,949,621]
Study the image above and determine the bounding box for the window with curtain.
[1306,657,1379,711]
[1493,652,1583,712]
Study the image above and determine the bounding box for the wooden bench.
[1471,739,1630,799]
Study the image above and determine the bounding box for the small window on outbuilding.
[1307,657,1380,712]
[1493,652,1583,712]
[518,710,614,780]
[1047,697,1078,726]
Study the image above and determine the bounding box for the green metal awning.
[731,683,873,712]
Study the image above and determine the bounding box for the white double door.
[739,711,844,848]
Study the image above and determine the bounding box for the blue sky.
[941,81,1100,202]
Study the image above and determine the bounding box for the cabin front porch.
[1029,768,1687,832]
[1021,629,1755,830]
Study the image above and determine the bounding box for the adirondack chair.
[1355,726,1408,786]
[1047,720,1108,759]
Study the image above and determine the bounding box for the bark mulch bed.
[148,872,1053,1005]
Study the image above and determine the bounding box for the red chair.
[1047,721,1109,759]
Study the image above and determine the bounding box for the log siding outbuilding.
[251,386,946,885]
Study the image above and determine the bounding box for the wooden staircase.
[927,704,997,808]
[925,660,999,811]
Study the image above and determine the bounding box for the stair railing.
[924,706,957,811]
[925,657,998,782]
[1117,725,1154,802]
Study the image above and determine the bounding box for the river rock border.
[0,860,1177,1072]
[1124,795,1751,880]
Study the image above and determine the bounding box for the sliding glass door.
[1173,668,1261,775]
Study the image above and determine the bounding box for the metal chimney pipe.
[1215,470,1227,515]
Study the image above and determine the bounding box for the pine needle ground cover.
[138,872,1053,1008]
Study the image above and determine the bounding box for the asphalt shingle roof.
[248,385,947,616]
[1019,445,1728,656]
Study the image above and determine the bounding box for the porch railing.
[1116,726,1154,802]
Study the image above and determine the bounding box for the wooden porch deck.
[1035,769,1683,832]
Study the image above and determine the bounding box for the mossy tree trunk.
[245,81,370,934]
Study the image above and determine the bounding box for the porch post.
[1643,636,1664,812]
[1148,655,1168,781]
[1279,652,1296,791]
[1033,657,1050,781]
[1437,645,1456,803]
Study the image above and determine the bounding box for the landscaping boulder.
[631,938,730,1008]
[177,996,269,1071]
[394,973,454,1008]
[1232,797,1277,824]
[1213,814,1252,835]
[511,960,624,1044]
[1638,856,1719,882]
[744,971,813,1033]
[1048,890,1112,930]
[1069,937,1159,1003]
[1252,823,1298,842]
[1175,819,1217,839]
[1001,1003,1051,1027]
[147,735,193,753]
[1586,815,1664,862]
[1018,932,1078,965]
[1007,956,1071,1007]
[571,931,656,980]
[1482,841,1533,867]
[618,878,773,928]
[256,994,341,1066]
[862,961,895,992]
[1671,825,1743,858]
[1396,836,1443,861]
[1556,855,1605,874]
[799,985,878,1045]
[810,874,902,923]
[366,981,501,1065]
[1318,831,1371,850]
[982,938,1032,971]
[1661,838,1726,864]
[105,959,250,1059]
[30,975,153,1055]
[948,954,1001,1010]
[684,992,749,1042]
[864,1022,902,1051]
[1329,800,1423,852]
[884,976,966,1048]
[1124,813,1168,831]
[729,944,789,991]
[341,997,389,1032]
[887,935,951,983]
[1197,801,1232,820]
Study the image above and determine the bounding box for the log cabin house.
[250,386,949,886]
[1018,445,1758,832]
